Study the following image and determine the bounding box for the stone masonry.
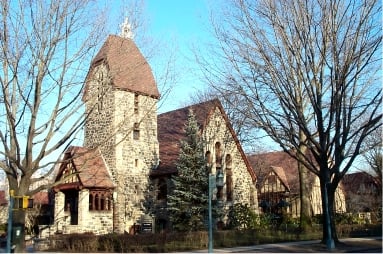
[83,41,159,233]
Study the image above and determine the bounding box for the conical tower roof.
[84,35,160,99]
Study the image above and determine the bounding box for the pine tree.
[167,109,209,231]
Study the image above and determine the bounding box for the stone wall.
[113,92,158,233]
[53,191,66,234]
[84,65,116,177]
[53,189,114,235]
[0,206,7,225]
[83,64,159,233]
[203,107,259,215]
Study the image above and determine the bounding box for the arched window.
[205,151,212,164]
[205,151,212,173]
[215,142,222,167]
[95,194,99,210]
[100,194,105,210]
[226,154,233,201]
[225,154,232,168]
[157,178,167,200]
[89,191,113,211]
[217,171,224,200]
[89,194,93,210]
[107,195,112,210]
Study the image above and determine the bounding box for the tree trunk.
[320,171,336,249]
[297,137,312,232]
[12,209,26,252]
[298,162,312,231]
[327,183,339,243]
[8,178,28,252]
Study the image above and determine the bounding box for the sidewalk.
[190,236,382,253]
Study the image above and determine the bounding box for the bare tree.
[0,1,109,251]
[197,0,382,248]
[186,88,270,153]
[362,126,382,193]
[0,0,177,249]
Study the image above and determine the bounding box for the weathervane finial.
[120,17,134,39]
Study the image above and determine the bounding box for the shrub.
[226,203,258,229]
[45,223,381,252]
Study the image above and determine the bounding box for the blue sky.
[144,0,213,113]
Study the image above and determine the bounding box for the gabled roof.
[55,146,115,190]
[248,151,317,194]
[152,99,256,182]
[84,34,160,99]
[271,166,290,191]
[342,172,380,194]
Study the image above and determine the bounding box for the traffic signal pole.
[6,191,14,253]
[6,190,33,252]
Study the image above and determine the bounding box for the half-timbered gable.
[342,172,382,222]
[248,151,346,218]
[53,146,115,235]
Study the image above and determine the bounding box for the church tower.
[83,27,160,233]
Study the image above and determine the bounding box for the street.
[192,237,382,253]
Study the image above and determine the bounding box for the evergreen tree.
[167,109,209,231]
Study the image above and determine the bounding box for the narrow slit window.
[133,122,140,140]
[134,94,139,114]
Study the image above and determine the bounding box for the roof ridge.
[158,98,220,116]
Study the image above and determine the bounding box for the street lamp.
[208,170,224,253]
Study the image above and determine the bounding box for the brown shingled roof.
[153,99,256,182]
[84,34,160,99]
[342,172,380,195]
[271,166,290,190]
[55,146,115,190]
[248,151,317,194]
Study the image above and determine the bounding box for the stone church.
[52,34,258,235]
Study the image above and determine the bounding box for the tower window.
[134,94,139,114]
[133,122,140,140]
